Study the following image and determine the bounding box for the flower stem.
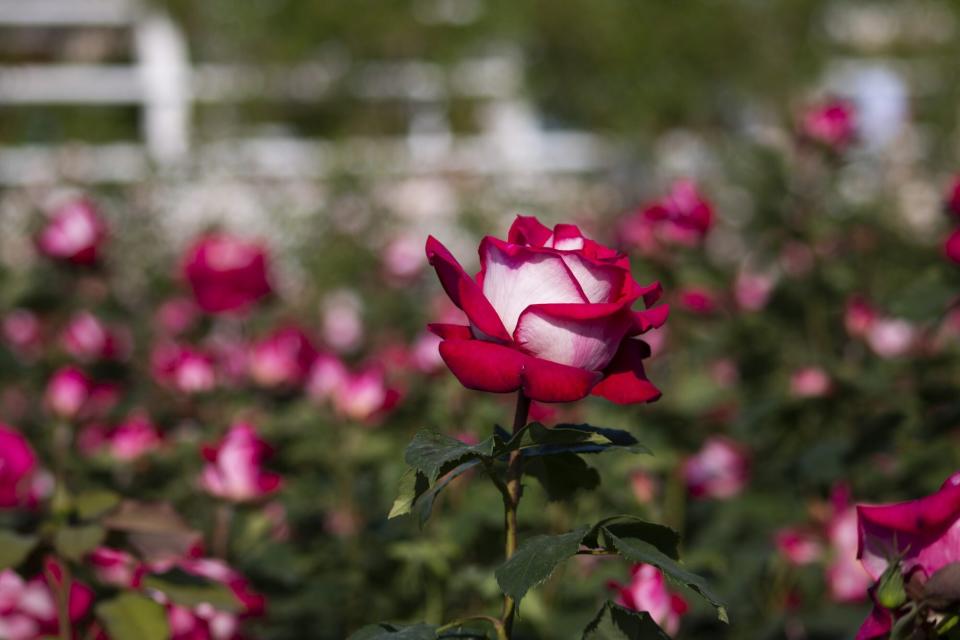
[45,561,72,640]
[500,391,530,637]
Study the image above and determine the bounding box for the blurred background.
[2,1,960,638]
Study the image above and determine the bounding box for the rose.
[0,425,42,509]
[681,437,750,500]
[151,343,217,394]
[89,547,144,589]
[248,326,317,389]
[800,99,856,151]
[789,367,832,399]
[200,423,282,503]
[826,486,871,603]
[181,234,272,314]
[774,528,823,566]
[608,564,688,635]
[36,199,107,266]
[44,366,92,420]
[618,180,714,254]
[945,175,960,218]
[331,365,400,423]
[854,472,960,638]
[425,216,667,403]
[946,228,960,265]
[61,311,129,362]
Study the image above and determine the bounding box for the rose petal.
[427,323,473,339]
[426,236,510,341]
[507,216,552,247]
[590,339,661,404]
[515,304,631,371]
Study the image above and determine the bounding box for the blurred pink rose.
[201,423,282,503]
[332,366,400,423]
[866,317,916,358]
[44,366,92,420]
[945,228,960,264]
[248,326,317,389]
[789,367,832,399]
[321,290,364,353]
[844,296,877,338]
[826,486,871,603]
[182,234,272,315]
[677,288,719,315]
[945,175,960,218]
[152,343,217,394]
[408,331,444,374]
[156,297,200,336]
[620,180,715,253]
[89,547,143,589]
[0,424,43,509]
[2,310,41,360]
[105,415,163,462]
[774,527,823,566]
[306,353,349,403]
[682,437,750,500]
[382,233,425,282]
[61,311,129,362]
[629,470,659,505]
[801,99,856,151]
[36,199,107,266]
[608,564,688,635]
[0,560,94,639]
[734,270,776,312]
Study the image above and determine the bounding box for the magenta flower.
[425,216,667,404]
[774,527,823,566]
[682,437,750,500]
[182,234,272,315]
[200,423,282,503]
[89,547,144,589]
[789,367,833,399]
[247,326,317,389]
[44,366,92,420]
[801,99,856,151]
[827,486,871,603]
[36,199,107,266]
[608,564,688,635]
[60,311,129,362]
[151,343,217,394]
[0,424,42,509]
[945,175,960,218]
[331,365,400,423]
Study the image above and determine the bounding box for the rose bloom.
[2,310,41,360]
[104,415,163,462]
[619,180,715,252]
[0,560,94,640]
[0,424,44,509]
[200,423,282,503]
[89,547,144,589]
[382,233,426,282]
[629,469,659,505]
[306,353,349,403]
[426,216,667,403]
[789,366,832,399]
[682,437,750,500]
[182,234,272,314]
[677,288,719,315]
[151,343,217,394]
[866,317,916,358]
[248,326,317,389]
[408,331,444,374]
[734,270,776,312]
[321,289,365,353]
[155,297,200,336]
[854,472,960,639]
[774,527,823,566]
[826,485,871,603]
[800,99,856,151]
[36,199,107,266]
[945,228,960,264]
[608,564,688,635]
[331,365,400,423]
[61,311,129,362]
[44,366,92,420]
[945,175,960,218]
[845,296,877,338]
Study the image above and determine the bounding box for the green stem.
[45,560,72,640]
[438,615,508,640]
[212,502,234,559]
[500,391,530,638]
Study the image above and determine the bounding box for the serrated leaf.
[605,531,728,623]
[54,524,105,562]
[142,569,241,613]
[0,530,38,570]
[96,592,170,640]
[524,424,651,457]
[582,516,680,559]
[525,453,600,501]
[74,490,121,521]
[582,601,671,639]
[495,525,590,604]
[415,460,480,527]
[388,469,430,519]
[404,430,495,483]
[347,623,438,639]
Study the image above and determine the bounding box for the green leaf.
[524,453,600,501]
[582,601,671,639]
[530,423,651,455]
[96,592,170,640]
[347,623,438,639]
[75,490,121,521]
[414,460,480,527]
[142,569,242,613]
[605,531,728,623]
[495,525,590,604]
[582,516,680,559]
[54,524,105,562]
[404,430,495,483]
[388,469,430,520]
[0,530,38,570]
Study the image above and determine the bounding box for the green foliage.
[53,524,106,562]
[96,593,170,640]
[582,601,671,640]
[495,526,591,604]
[0,530,38,570]
[142,569,242,613]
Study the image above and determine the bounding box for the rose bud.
[105,415,163,462]
[608,564,688,635]
[89,547,143,588]
[677,288,719,315]
[425,216,667,403]
[181,233,272,314]
[36,199,107,266]
[774,527,823,566]
[789,366,832,399]
[332,366,400,423]
[682,437,750,500]
[800,99,856,151]
[845,296,877,338]
[866,317,916,358]
[0,424,43,509]
[944,175,960,219]
[248,326,317,389]
[200,423,282,503]
[151,343,217,394]
[44,366,92,420]
[2,309,42,359]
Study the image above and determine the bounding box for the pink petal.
[855,607,892,640]
[590,339,661,405]
[514,304,631,371]
[507,216,552,247]
[425,236,510,341]
[427,323,473,339]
